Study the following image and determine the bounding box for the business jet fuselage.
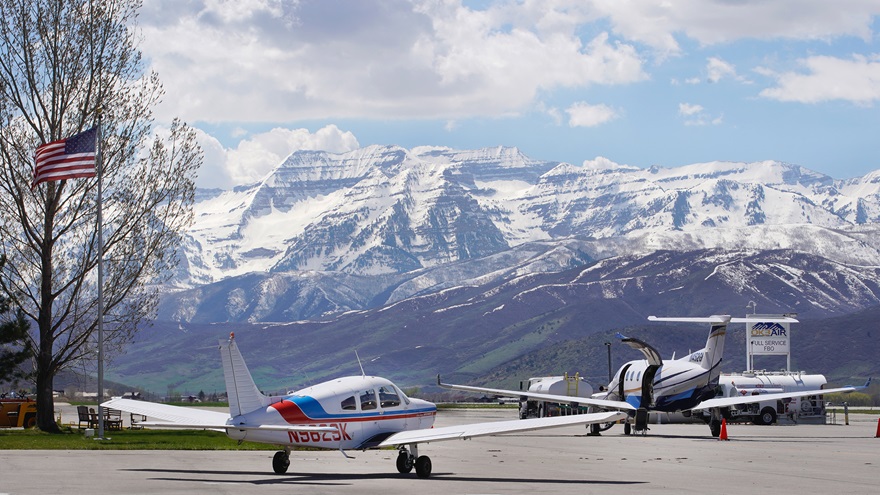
[440,315,868,437]
[604,318,727,413]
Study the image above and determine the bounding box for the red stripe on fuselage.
[270,400,435,425]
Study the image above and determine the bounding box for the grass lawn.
[0,427,276,450]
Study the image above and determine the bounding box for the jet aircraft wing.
[378,410,627,446]
[437,376,637,411]
[690,379,871,411]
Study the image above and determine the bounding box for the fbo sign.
[749,322,790,355]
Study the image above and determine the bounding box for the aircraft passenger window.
[341,395,356,410]
[637,371,642,381]
[378,386,401,408]
[360,389,377,410]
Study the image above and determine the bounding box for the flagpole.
[96,114,105,440]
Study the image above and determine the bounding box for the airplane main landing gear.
[397,444,432,478]
[709,419,722,438]
[273,449,290,474]
[396,450,413,473]
[415,455,432,478]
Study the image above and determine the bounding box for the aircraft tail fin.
[219,334,271,417]
[700,320,728,371]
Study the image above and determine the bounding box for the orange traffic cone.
[718,419,729,441]
[875,417,879,438]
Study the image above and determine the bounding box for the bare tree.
[0,0,200,431]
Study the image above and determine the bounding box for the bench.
[104,408,124,430]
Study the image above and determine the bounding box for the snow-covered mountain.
[164,146,880,322]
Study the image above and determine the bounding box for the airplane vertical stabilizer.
[219,335,270,417]
[650,315,730,373]
[701,320,728,372]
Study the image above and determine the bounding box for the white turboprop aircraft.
[440,315,870,437]
[103,334,625,478]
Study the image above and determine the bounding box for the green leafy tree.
[0,256,30,384]
[0,0,201,431]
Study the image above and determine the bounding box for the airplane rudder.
[220,334,269,417]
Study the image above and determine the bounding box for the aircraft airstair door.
[641,364,661,408]
[618,364,632,402]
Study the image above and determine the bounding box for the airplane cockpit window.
[341,395,356,410]
[378,385,401,408]
[360,389,377,410]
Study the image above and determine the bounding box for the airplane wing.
[378,410,627,446]
[101,398,337,434]
[690,379,871,411]
[437,376,637,411]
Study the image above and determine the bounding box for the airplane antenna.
[355,350,366,377]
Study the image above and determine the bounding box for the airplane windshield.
[378,386,401,408]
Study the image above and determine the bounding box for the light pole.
[604,342,612,383]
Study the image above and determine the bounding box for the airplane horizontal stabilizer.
[137,422,338,434]
[378,411,626,446]
[102,398,229,427]
[648,315,799,324]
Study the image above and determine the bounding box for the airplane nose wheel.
[273,450,290,474]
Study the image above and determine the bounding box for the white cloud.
[677,103,722,126]
[194,125,360,189]
[136,1,880,126]
[566,102,618,127]
[594,0,880,54]
[759,54,880,105]
[707,57,736,83]
[678,103,704,116]
[139,0,647,124]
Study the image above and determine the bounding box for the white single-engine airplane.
[103,334,625,478]
[440,315,870,437]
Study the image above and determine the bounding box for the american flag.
[32,127,98,188]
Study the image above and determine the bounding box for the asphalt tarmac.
[2,408,878,495]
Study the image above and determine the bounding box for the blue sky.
[138,1,880,189]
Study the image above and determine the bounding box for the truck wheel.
[758,407,777,425]
[24,413,37,429]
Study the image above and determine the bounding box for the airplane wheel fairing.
[272,451,290,474]
[415,456,432,478]
[758,407,777,425]
[396,452,414,473]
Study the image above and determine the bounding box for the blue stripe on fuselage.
[287,395,435,420]
[625,395,642,408]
